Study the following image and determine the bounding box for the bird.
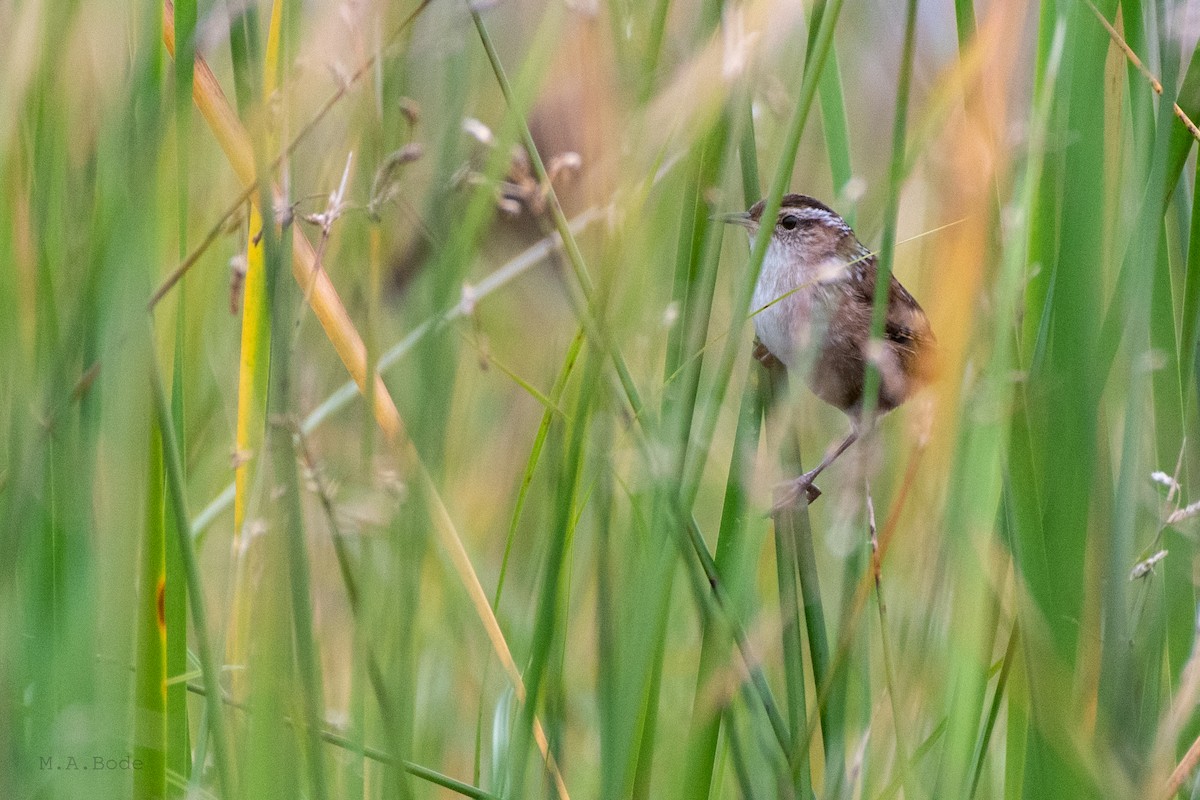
[719,193,936,509]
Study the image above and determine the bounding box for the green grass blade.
[167,0,196,786]
[681,379,768,800]
[135,423,168,800]
[860,0,919,424]
[151,354,235,800]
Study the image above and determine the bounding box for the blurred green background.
[4,0,1200,798]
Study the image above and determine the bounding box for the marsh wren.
[720,194,936,509]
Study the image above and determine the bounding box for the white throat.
[749,237,838,369]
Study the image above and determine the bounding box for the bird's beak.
[713,211,756,229]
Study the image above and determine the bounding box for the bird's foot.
[771,471,822,514]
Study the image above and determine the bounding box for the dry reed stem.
[1154,609,1200,795]
[1167,731,1200,797]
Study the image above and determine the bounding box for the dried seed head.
[398,97,421,129]
[368,144,424,220]
[1167,499,1200,526]
[1130,550,1168,580]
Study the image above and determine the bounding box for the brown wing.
[844,256,937,390]
[883,275,936,384]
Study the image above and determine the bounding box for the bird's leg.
[772,426,860,512]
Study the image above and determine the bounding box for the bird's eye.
[780,214,799,230]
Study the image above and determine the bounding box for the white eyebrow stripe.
[781,206,850,234]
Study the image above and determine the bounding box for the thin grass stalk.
[592,510,670,799]
[642,0,672,100]
[255,26,330,792]
[165,326,190,793]
[875,718,947,800]
[226,0,278,720]
[630,615,670,800]
[761,361,844,794]
[724,707,761,800]
[1003,626,1029,799]
[681,376,767,800]
[134,424,167,800]
[506,344,599,799]
[664,160,701,385]
[225,177,271,703]
[183,682,501,799]
[151,354,234,800]
[739,92,762,200]
[859,0,919,425]
[363,225,380,465]
[296,429,443,798]
[669,105,744,498]
[469,8,645,421]
[166,23,195,786]
[806,1,853,201]
[226,0,261,116]
[1115,0,1152,151]
[471,330,583,792]
[171,0,195,257]
[759,376,820,798]
[590,411,622,800]
[1183,154,1200,396]
[772,503,813,799]
[953,0,977,48]
[271,411,329,800]
[165,168,191,797]
[969,625,1019,798]
[495,327,585,610]
[680,512,793,755]
[243,457,300,800]
[817,47,853,202]
[788,484,841,793]
[851,7,920,791]
[872,561,913,797]
[739,47,845,771]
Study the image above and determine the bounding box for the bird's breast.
[750,249,837,369]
